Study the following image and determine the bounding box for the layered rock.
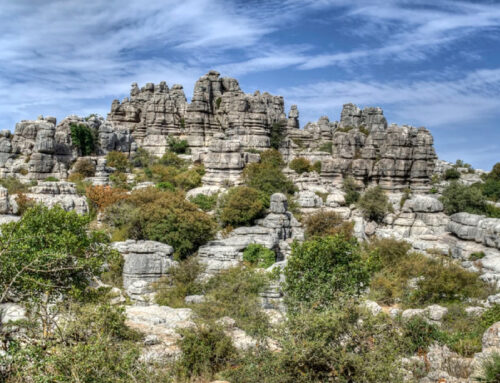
[198,193,304,276]
[448,213,500,250]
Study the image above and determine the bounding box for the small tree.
[444,167,461,180]
[304,210,353,239]
[440,181,486,215]
[167,137,189,154]
[289,157,312,174]
[70,123,95,156]
[72,158,96,177]
[106,151,129,172]
[358,186,392,222]
[270,121,286,149]
[342,176,360,205]
[218,186,265,227]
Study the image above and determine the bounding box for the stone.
[0,303,27,324]
[363,300,382,316]
[24,181,89,214]
[404,195,443,213]
[185,295,205,304]
[426,305,448,322]
[296,190,322,208]
[448,213,500,250]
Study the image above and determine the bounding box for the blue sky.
[1,0,500,170]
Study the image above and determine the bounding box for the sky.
[1,0,500,170]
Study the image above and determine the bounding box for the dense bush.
[173,168,202,190]
[72,158,96,177]
[342,176,360,205]
[103,188,216,259]
[159,151,186,167]
[312,160,322,173]
[284,235,369,309]
[218,186,265,227]
[289,157,312,174]
[189,193,218,211]
[176,324,236,380]
[131,147,155,168]
[242,244,276,268]
[0,176,28,194]
[270,121,286,149]
[0,205,110,303]
[440,181,487,215]
[303,210,354,239]
[154,257,203,307]
[167,137,189,154]
[358,186,392,222]
[70,123,95,156]
[401,316,442,354]
[106,151,129,172]
[444,167,461,180]
[85,185,128,212]
[243,149,296,200]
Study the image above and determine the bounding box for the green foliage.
[284,235,369,309]
[215,96,222,109]
[358,125,370,136]
[401,316,442,354]
[270,121,286,149]
[73,158,96,177]
[482,178,500,201]
[156,181,175,191]
[106,151,129,172]
[336,126,354,133]
[318,141,333,153]
[159,151,187,167]
[440,181,487,215]
[289,156,312,174]
[100,250,124,288]
[488,162,500,180]
[0,177,28,194]
[189,193,218,211]
[444,167,461,180]
[343,176,360,205]
[176,323,236,380]
[70,123,95,156]
[44,176,59,182]
[304,210,354,239]
[109,171,129,189]
[312,160,322,173]
[218,186,266,227]
[154,257,203,308]
[103,188,216,259]
[358,186,392,222]
[132,147,155,168]
[471,251,486,260]
[194,266,270,336]
[476,353,500,383]
[167,136,189,154]
[243,244,276,268]
[0,205,110,303]
[243,149,296,199]
[173,168,202,190]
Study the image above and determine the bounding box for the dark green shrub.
[106,151,129,172]
[343,176,360,205]
[173,168,202,190]
[283,235,369,308]
[156,181,175,191]
[159,151,186,167]
[167,137,189,154]
[70,123,95,156]
[358,186,392,222]
[270,121,286,149]
[131,147,155,168]
[189,193,218,211]
[289,157,312,174]
[218,186,265,227]
[312,160,322,173]
[242,244,275,268]
[471,251,486,260]
[402,316,442,353]
[444,167,461,180]
[440,181,487,215]
[72,158,96,177]
[215,97,222,109]
[303,210,353,239]
[176,324,236,380]
[483,179,500,201]
[154,257,203,308]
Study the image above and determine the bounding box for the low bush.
[44,176,59,182]
[167,137,189,154]
[131,147,155,168]
[70,123,95,156]
[0,176,28,194]
[106,151,129,172]
[289,157,312,174]
[173,168,202,190]
[109,171,129,189]
[176,323,236,380]
[159,151,186,167]
[218,186,265,227]
[72,158,96,177]
[242,244,275,268]
[358,186,392,222]
[154,257,203,308]
[401,316,442,354]
[312,160,322,173]
[440,181,487,215]
[85,185,128,212]
[303,210,354,239]
[283,235,369,309]
[444,167,461,180]
[342,176,360,205]
[189,193,218,211]
[318,141,333,153]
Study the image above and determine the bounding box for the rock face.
[24,181,89,214]
[112,240,176,300]
[198,193,303,276]
[448,213,500,250]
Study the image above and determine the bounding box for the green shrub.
[159,151,186,167]
[70,123,95,156]
[312,160,322,173]
[173,168,202,190]
[189,193,218,211]
[0,205,110,303]
[444,167,461,180]
[289,157,312,174]
[109,171,129,189]
[243,244,275,268]
[471,251,486,260]
[358,186,392,222]
[440,181,487,215]
[303,210,353,239]
[270,121,286,149]
[131,147,155,168]
[72,158,96,177]
[103,188,216,259]
[476,353,500,383]
[176,324,236,380]
[0,176,28,194]
[402,316,442,354]
[318,142,333,153]
[284,235,369,309]
[106,151,129,172]
[482,178,500,202]
[343,176,360,205]
[218,186,265,227]
[156,181,175,191]
[260,148,286,168]
[44,176,59,182]
[167,137,189,154]
[154,257,203,308]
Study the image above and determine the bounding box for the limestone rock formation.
[448,213,500,250]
